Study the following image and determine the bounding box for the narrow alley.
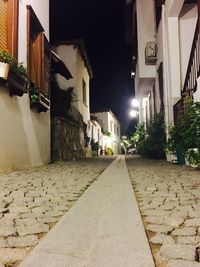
[0,157,199,266]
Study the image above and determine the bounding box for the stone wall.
[51,117,88,161]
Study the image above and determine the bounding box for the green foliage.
[106,147,113,155]
[91,139,100,151]
[102,129,111,137]
[167,97,200,165]
[131,123,145,145]
[186,149,200,166]
[0,51,27,82]
[132,113,166,159]
[167,98,200,166]
[29,82,39,103]
[121,139,130,149]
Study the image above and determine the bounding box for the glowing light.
[130,110,138,118]
[131,71,135,78]
[131,98,139,107]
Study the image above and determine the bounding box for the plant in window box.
[29,81,39,104]
[28,81,49,112]
[0,51,28,96]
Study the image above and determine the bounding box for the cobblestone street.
[127,156,200,267]
[0,157,115,267]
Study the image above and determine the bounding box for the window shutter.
[0,0,8,51]
[42,34,50,99]
[40,33,50,108]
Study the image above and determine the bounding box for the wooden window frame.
[0,0,19,57]
[27,5,50,112]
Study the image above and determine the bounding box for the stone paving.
[0,157,115,267]
[126,156,200,267]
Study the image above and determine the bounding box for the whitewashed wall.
[52,45,90,126]
[136,0,156,79]
[76,50,90,125]
[0,0,50,172]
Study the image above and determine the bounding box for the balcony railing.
[174,2,200,122]
[182,16,200,96]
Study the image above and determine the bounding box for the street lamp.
[131,98,139,108]
[130,110,138,118]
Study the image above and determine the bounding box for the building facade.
[133,0,200,131]
[51,40,93,160]
[0,0,50,171]
[92,110,121,155]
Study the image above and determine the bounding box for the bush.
[133,113,166,159]
[106,147,113,155]
[167,98,200,166]
[91,139,100,152]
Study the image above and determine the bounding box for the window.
[0,0,18,57]
[82,79,86,105]
[27,5,50,110]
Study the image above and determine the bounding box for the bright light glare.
[131,98,139,107]
[130,110,138,118]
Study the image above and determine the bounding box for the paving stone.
[45,210,64,217]
[141,203,160,210]
[167,260,200,267]
[164,216,185,227]
[0,218,14,226]
[185,218,200,227]
[158,244,196,261]
[38,217,59,224]
[145,216,164,225]
[17,223,49,236]
[0,237,7,248]
[175,206,193,212]
[171,210,188,218]
[172,227,196,236]
[158,202,176,211]
[147,224,174,234]
[142,209,170,217]
[177,236,200,245]
[15,218,37,226]
[189,210,200,218]
[150,233,175,245]
[8,207,30,214]
[31,207,47,215]
[0,248,31,263]
[0,225,16,236]
[7,235,39,248]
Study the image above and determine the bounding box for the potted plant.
[0,51,28,96]
[183,101,200,167]
[167,121,186,165]
[168,98,200,166]
[29,81,39,103]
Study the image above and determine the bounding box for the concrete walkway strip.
[20,156,155,267]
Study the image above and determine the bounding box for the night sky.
[50,0,136,135]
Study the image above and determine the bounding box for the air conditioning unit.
[145,41,157,65]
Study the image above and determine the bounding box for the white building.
[89,117,103,156]
[133,0,200,129]
[52,40,93,135]
[92,109,121,155]
[52,40,93,158]
[0,0,50,171]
